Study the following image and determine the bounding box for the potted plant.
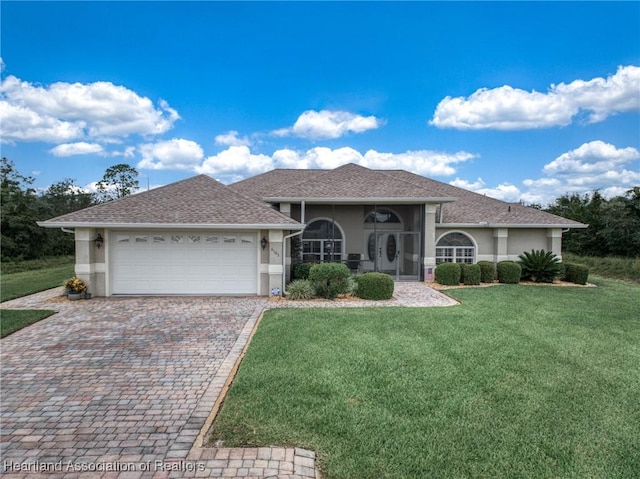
[65,277,87,300]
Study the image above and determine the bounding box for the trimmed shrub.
[497,261,521,284]
[518,249,562,283]
[293,262,312,280]
[355,272,394,300]
[435,262,461,286]
[462,263,481,286]
[564,263,590,285]
[309,262,351,299]
[477,261,496,283]
[286,279,315,300]
[558,262,567,281]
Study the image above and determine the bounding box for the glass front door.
[366,231,420,280]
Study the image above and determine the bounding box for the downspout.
[61,227,75,235]
[282,201,306,295]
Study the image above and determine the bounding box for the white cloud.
[0,101,84,143]
[361,149,476,176]
[215,130,250,147]
[191,145,475,183]
[450,177,522,202]
[49,142,105,157]
[137,138,204,170]
[195,145,274,178]
[0,74,180,143]
[268,146,476,176]
[273,110,383,140]
[454,140,640,206]
[542,140,639,175]
[430,65,640,130]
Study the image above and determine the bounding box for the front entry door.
[366,231,421,280]
[376,232,400,277]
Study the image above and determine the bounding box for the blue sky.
[1,1,639,205]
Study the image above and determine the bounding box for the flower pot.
[68,292,83,301]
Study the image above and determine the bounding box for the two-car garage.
[110,230,259,295]
[38,174,302,297]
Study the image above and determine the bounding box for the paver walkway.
[1,283,456,478]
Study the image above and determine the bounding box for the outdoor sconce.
[95,233,104,249]
[261,236,268,250]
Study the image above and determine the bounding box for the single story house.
[39,163,586,296]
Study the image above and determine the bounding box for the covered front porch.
[285,202,441,282]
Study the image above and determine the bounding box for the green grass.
[1,309,56,338]
[210,277,640,479]
[1,256,74,302]
[563,253,640,283]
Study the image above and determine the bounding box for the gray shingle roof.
[230,164,584,227]
[40,175,300,228]
[259,163,456,201]
[381,169,584,226]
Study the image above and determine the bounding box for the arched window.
[436,232,475,264]
[302,219,343,263]
[364,208,402,224]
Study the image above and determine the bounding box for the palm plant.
[517,249,562,283]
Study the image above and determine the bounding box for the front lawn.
[0,309,56,338]
[210,277,640,479]
[1,256,74,302]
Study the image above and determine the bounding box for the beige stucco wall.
[434,227,562,264]
[507,229,548,257]
[74,227,106,297]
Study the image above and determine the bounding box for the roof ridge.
[266,163,392,198]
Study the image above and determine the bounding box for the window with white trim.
[436,232,475,264]
[302,219,343,262]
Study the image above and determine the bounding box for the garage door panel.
[111,231,258,295]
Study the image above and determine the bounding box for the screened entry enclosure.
[364,231,421,280]
[300,207,422,281]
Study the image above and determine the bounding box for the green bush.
[293,263,312,280]
[558,262,567,281]
[435,262,461,286]
[564,263,590,285]
[354,272,394,300]
[308,262,351,299]
[477,261,496,283]
[518,249,562,283]
[286,279,315,300]
[497,261,521,284]
[461,263,481,285]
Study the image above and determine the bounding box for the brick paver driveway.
[1,292,267,476]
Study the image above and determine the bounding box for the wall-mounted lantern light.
[261,236,268,250]
[95,233,104,249]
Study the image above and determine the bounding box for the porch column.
[279,202,291,217]
[547,228,562,260]
[423,204,437,281]
[494,228,509,263]
[74,228,106,297]
[279,203,293,283]
[268,229,284,295]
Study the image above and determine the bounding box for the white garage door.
[111,231,258,295]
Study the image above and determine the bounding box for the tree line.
[545,188,640,258]
[1,158,139,261]
[1,157,638,262]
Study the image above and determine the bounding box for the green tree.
[42,178,95,216]
[546,189,640,257]
[0,157,48,260]
[39,179,97,256]
[96,163,139,201]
